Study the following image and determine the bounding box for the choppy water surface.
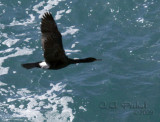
[0,0,160,121]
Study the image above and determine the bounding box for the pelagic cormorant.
[22,12,101,70]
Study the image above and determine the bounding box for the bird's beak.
[96,59,102,61]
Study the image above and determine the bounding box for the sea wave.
[0,47,34,76]
[0,82,74,121]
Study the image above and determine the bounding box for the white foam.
[24,38,31,42]
[47,0,64,6]
[66,9,71,14]
[0,88,8,94]
[1,32,8,38]
[79,106,87,111]
[55,10,65,20]
[18,1,21,5]
[9,14,35,26]
[1,82,74,121]
[71,42,79,48]
[65,49,81,53]
[13,71,16,74]
[0,48,14,54]
[136,17,153,27]
[32,1,46,18]
[61,26,79,36]
[136,17,144,23]
[0,81,7,86]
[15,33,26,37]
[66,53,71,55]
[0,2,3,6]
[0,47,34,76]
[11,85,15,89]
[33,1,45,14]
[33,0,65,18]
[2,38,19,47]
[0,24,5,29]
[2,9,5,14]
[71,43,76,48]
[17,88,31,96]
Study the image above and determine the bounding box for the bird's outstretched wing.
[41,12,66,64]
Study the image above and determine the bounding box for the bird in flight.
[22,12,101,70]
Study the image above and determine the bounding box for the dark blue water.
[0,0,160,121]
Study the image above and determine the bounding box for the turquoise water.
[0,0,160,121]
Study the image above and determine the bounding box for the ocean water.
[0,0,160,121]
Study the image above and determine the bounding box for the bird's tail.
[21,62,40,69]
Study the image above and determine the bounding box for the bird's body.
[22,12,101,70]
